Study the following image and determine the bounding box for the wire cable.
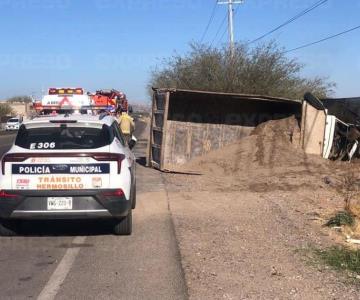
[283,24,360,53]
[210,12,228,47]
[217,26,228,46]
[200,0,218,43]
[248,0,329,45]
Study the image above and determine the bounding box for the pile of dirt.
[166,116,344,194]
[184,116,328,173]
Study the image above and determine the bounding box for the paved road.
[0,122,187,300]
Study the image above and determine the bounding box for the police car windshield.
[15,125,112,150]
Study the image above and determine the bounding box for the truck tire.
[113,210,132,236]
[304,92,325,110]
[0,220,18,236]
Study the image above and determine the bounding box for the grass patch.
[315,247,360,275]
[325,211,354,227]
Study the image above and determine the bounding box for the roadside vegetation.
[315,247,360,276]
[326,171,360,233]
[315,171,360,278]
[149,41,335,99]
[0,103,13,118]
[326,211,355,227]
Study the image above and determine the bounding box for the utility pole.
[217,0,244,57]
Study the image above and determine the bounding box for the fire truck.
[90,89,128,112]
[33,88,129,114]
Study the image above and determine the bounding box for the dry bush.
[0,103,13,118]
[149,42,335,99]
[335,170,360,218]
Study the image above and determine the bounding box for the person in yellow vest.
[118,108,135,143]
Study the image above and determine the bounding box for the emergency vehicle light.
[48,88,84,95]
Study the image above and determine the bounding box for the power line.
[200,0,218,43]
[248,0,329,45]
[217,26,228,46]
[210,13,228,47]
[283,24,360,53]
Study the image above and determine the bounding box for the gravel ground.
[163,116,360,299]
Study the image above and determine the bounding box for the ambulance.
[33,88,91,114]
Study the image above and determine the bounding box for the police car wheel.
[113,210,132,236]
[0,220,18,236]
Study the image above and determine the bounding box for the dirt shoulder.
[163,116,360,299]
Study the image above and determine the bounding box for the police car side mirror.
[128,138,136,150]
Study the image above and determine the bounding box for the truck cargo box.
[147,88,301,171]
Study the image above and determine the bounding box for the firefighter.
[118,108,135,143]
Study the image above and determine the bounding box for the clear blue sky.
[0,0,358,103]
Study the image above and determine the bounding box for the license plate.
[47,197,73,210]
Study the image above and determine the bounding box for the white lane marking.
[37,236,86,300]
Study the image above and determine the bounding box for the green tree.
[149,42,335,99]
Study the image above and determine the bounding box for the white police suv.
[0,114,136,235]
[5,117,22,131]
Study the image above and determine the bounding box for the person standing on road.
[118,109,135,143]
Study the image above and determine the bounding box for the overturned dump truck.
[301,93,360,161]
[147,88,301,171]
[148,89,360,171]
